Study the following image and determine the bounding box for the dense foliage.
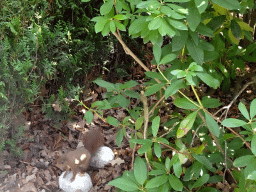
[0,0,110,155]
[81,0,256,191]
[1,0,256,191]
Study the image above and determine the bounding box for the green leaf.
[135,116,144,130]
[173,159,182,178]
[116,94,130,108]
[221,118,247,127]
[137,140,153,154]
[158,18,176,37]
[168,174,183,191]
[148,17,162,30]
[107,116,119,127]
[129,16,146,34]
[123,90,140,99]
[195,0,209,13]
[109,20,116,33]
[165,79,185,99]
[238,102,250,120]
[177,111,198,138]
[205,113,220,137]
[192,154,216,172]
[192,174,209,189]
[94,79,115,91]
[94,18,109,33]
[113,14,127,20]
[231,20,241,39]
[251,135,256,156]
[167,4,188,15]
[116,129,124,147]
[145,71,165,80]
[201,97,222,108]
[101,21,111,36]
[199,40,215,51]
[228,28,239,45]
[153,43,162,64]
[233,155,255,167]
[173,98,198,109]
[160,6,186,19]
[186,37,204,65]
[172,30,188,51]
[108,177,138,191]
[149,30,160,44]
[206,15,226,31]
[121,80,138,90]
[167,18,187,31]
[84,110,93,124]
[146,174,168,188]
[196,23,214,37]
[187,1,201,31]
[114,20,126,31]
[160,53,177,64]
[100,0,114,15]
[154,142,162,158]
[144,83,165,96]
[165,0,190,2]
[152,116,160,137]
[134,157,148,185]
[250,98,256,119]
[81,0,90,2]
[211,0,240,10]
[196,72,220,89]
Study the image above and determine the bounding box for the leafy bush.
[77,0,256,191]
[0,0,111,155]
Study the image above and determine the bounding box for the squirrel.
[56,127,104,182]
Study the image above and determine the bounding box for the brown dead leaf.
[110,157,125,166]
[20,182,37,192]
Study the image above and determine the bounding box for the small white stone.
[90,146,115,168]
[59,171,92,192]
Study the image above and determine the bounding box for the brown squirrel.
[57,128,104,182]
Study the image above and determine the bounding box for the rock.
[90,146,115,168]
[59,171,92,192]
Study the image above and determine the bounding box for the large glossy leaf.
[211,0,240,10]
[100,0,114,15]
[187,1,201,31]
[152,116,160,137]
[173,98,198,109]
[196,72,220,89]
[238,102,250,120]
[177,111,198,138]
[134,157,148,185]
[195,0,209,13]
[192,174,209,189]
[146,174,168,188]
[252,135,256,156]
[145,83,165,96]
[250,98,256,119]
[205,113,220,137]
[172,30,188,51]
[231,20,241,39]
[165,79,185,99]
[186,37,204,65]
[108,177,138,191]
[192,154,216,172]
[221,118,247,127]
[233,155,255,167]
[168,174,183,191]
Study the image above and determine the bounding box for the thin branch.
[140,91,152,171]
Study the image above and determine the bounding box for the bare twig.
[214,79,256,120]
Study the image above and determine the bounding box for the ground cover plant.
[77,0,256,191]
